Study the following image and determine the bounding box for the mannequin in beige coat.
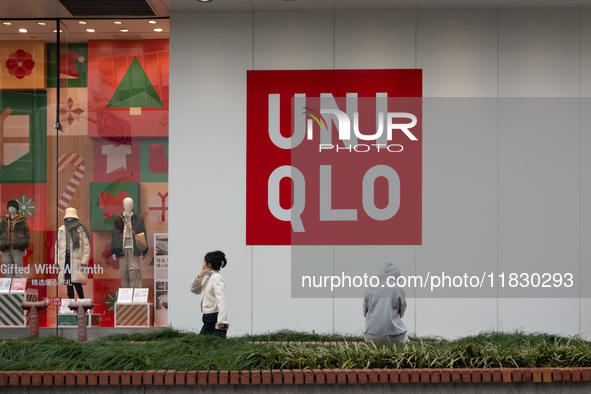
[56,207,90,299]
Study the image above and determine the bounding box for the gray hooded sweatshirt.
[363,262,407,342]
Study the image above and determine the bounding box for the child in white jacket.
[190,250,229,336]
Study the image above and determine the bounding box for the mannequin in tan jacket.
[110,197,147,288]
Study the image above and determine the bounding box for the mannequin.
[0,200,30,278]
[110,197,147,288]
[55,207,90,299]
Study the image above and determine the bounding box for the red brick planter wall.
[2,368,591,386]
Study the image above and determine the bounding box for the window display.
[0,19,169,328]
[111,197,148,288]
[55,207,89,299]
[0,200,31,278]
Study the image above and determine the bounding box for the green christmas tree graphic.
[107,57,164,115]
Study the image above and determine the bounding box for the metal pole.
[55,18,61,337]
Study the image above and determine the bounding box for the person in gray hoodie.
[363,262,409,344]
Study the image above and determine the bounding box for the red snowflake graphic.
[5,49,35,79]
[59,97,85,126]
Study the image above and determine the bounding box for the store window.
[0,19,169,329]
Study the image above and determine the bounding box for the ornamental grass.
[1,328,590,371]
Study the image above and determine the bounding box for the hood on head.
[378,262,401,281]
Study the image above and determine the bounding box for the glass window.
[0,18,169,329]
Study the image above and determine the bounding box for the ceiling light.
[113,21,123,24]
[2,22,12,25]
[86,28,95,33]
[120,28,129,32]
[52,29,63,33]
[197,0,213,2]
[78,21,88,25]
[148,20,157,24]
[153,28,163,32]
[37,22,47,26]
[18,28,27,33]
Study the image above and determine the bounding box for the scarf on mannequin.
[64,218,90,250]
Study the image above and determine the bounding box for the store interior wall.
[169,8,591,338]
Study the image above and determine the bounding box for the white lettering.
[353,112,384,141]
[320,107,351,140]
[0,265,30,275]
[268,165,306,232]
[387,144,404,152]
[319,165,357,222]
[362,165,400,221]
[269,94,306,149]
[387,113,418,141]
[301,94,418,143]
[318,144,404,153]
[353,144,370,152]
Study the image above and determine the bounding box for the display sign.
[117,288,134,303]
[132,288,149,303]
[10,278,26,292]
[0,278,11,293]
[59,298,74,314]
[154,233,168,327]
[247,70,422,245]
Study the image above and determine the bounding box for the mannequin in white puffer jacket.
[56,207,90,299]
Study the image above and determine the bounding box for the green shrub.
[1,329,590,371]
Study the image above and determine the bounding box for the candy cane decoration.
[57,153,86,212]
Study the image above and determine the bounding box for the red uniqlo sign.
[247,70,422,245]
